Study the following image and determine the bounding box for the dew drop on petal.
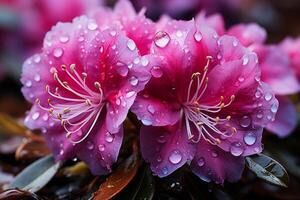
[87,21,98,30]
[87,141,94,150]
[34,74,41,82]
[147,105,155,114]
[129,76,139,86]
[59,35,69,43]
[53,48,63,58]
[116,66,129,77]
[150,66,163,78]
[264,92,272,101]
[98,144,105,151]
[255,91,261,98]
[105,132,114,143]
[169,150,182,164]
[110,30,117,36]
[25,80,32,87]
[126,91,136,98]
[211,151,218,158]
[233,39,238,47]
[197,157,205,167]
[242,56,249,66]
[238,76,245,82]
[127,39,136,51]
[240,116,251,128]
[176,30,183,37]
[230,142,244,156]
[243,132,257,146]
[271,103,278,113]
[32,112,40,120]
[154,31,170,48]
[141,57,149,66]
[162,167,168,175]
[142,118,152,126]
[157,134,166,143]
[194,31,202,42]
[59,149,64,156]
[34,55,41,63]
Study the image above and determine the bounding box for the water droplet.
[162,167,168,175]
[142,118,152,126]
[98,144,105,151]
[240,116,251,128]
[59,35,69,43]
[133,57,140,64]
[169,150,182,164]
[154,31,170,48]
[238,76,245,82]
[105,132,114,143]
[256,110,263,119]
[59,149,64,155]
[87,141,94,150]
[127,39,136,51]
[34,55,41,63]
[197,157,205,167]
[42,113,49,121]
[32,112,40,120]
[110,30,117,36]
[211,151,218,158]
[233,39,238,47]
[157,156,162,162]
[264,92,272,101]
[217,53,222,60]
[244,132,256,145]
[25,80,32,87]
[141,57,149,66]
[242,56,249,66]
[255,91,261,98]
[41,127,47,134]
[126,91,136,98]
[147,105,155,114]
[53,48,63,58]
[78,36,84,42]
[194,32,202,42]
[34,74,41,82]
[116,66,129,77]
[176,30,183,37]
[151,66,163,78]
[99,46,104,53]
[111,44,116,50]
[129,76,139,86]
[271,103,278,113]
[87,21,98,30]
[230,142,244,156]
[157,134,166,143]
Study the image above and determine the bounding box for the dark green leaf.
[246,153,289,187]
[9,155,61,192]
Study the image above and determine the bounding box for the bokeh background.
[0,0,300,199]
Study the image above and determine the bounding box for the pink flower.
[227,23,300,137]
[131,20,278,184]
[21,16,155,175]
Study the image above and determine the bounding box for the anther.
[70,64,76,72]
[49,108,54,114]
[63,108,71,114]
[94,82,101,89]
[85,99,92,106]
[35,98,40,104]
[61,65,67,71]
[192,72,201,79]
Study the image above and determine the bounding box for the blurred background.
[0,0,300,199]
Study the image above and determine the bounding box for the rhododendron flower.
[131,20,278,184]
[88,0,156,55]
[227,23,300,137]
[21,16,154,174]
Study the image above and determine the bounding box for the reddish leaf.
[93,140,140,200]
[15,139,51,161]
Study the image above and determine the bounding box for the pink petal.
[190,140,245,184]
[267,96,297,138]
[195,12,225,35]
[140,124,195,177]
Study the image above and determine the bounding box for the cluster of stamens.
[36,64,104,144]
[183,56,236,145]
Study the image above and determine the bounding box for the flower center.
[183,56,236,145]
[36,64,104,144]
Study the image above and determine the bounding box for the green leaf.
[246,153,289,187]
[9,155,61,192]
[129,166,155,200]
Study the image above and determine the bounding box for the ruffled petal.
[140,124,195,177]
[190,140,245,184]
[267,96,297,138]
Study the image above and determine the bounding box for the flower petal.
[266,96,297,138]
[190,140,245,184]
[140,124,195,177]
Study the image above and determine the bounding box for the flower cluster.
[22,0,294,185]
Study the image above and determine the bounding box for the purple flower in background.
[21,16,154,175]
[227,23,300,137]
[131,20,278,184]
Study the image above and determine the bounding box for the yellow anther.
[94,82,101,89]
[66,132,72,138]
[215,116,220,122]
[231,127,237,134]
[70,64,76,72]
[191,72,201,79]
[49,108,54,114]
[226,115,231,120]
[61,120,65,126]
[45,85,49,91]
[57,113,62,120]
[220,103,225,109]
[231,95,235,101]
[215,138,221,144]
[220,96,224,102]
[61,64,67,71]
[35,98,40,104]
[63,108,71,114]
